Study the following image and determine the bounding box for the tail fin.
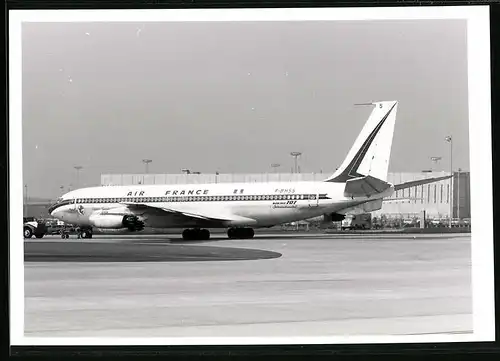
[325,100,398,183]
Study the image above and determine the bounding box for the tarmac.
[23,232,472,338]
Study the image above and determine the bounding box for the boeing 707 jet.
[48,100,450,240]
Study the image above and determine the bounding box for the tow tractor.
[59,225,71,239]
[59,225,93,239]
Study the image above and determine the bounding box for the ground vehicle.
[341,213,372,230]
[23,217,47,239]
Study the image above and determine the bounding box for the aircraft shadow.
[24,241,282,263]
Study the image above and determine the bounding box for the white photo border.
[9,5,494,345]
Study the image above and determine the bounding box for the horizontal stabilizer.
[393,175,451,191]
[344,175,391,198]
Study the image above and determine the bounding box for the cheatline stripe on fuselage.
[48,193,331,213]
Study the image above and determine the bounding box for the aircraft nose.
[48,205,56,217]
[48,205,61,219]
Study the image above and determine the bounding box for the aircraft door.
[70,197,77,212]
[308,193,319,207]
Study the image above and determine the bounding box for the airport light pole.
[74,166,82,188]
[271,163,280,173]
[142,159,152,174]
[24,184,28,216]
[430,156,442,172]
[445,135,453,227]
[457,167,461,220]
[290,152,302,174]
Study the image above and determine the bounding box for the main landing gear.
[227,227,254,239]
[180,228,255,240]
[182,228,210,241]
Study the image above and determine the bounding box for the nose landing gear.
[77,227,93,239]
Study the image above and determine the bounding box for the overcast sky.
[21,19,469,198]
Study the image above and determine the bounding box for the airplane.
[48,100,451,240]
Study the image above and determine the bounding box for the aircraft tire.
[227,227,254,239]
[246,228,255,239]
[200,229,210,240]
[182,229,209,241]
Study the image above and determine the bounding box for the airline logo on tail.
[325,101,398,183]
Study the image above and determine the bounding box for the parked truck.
[23,217,47,239]
[341,213,372,230]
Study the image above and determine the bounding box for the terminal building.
[23,199,53,219]
[100,171,471,220]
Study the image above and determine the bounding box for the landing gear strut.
[227,227,255,239]
[182,228,210,241]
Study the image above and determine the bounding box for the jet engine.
[122,215,145,231]
[88,214,145,231]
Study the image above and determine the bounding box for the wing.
[119,202,257,226]
[383,197,422,203]
[393,175,451,191]
[338,198,384,215]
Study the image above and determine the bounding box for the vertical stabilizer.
[325,100,398,183]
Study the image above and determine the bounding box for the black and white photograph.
[9,6,494,346]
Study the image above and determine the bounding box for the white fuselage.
[50,181,394,229]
